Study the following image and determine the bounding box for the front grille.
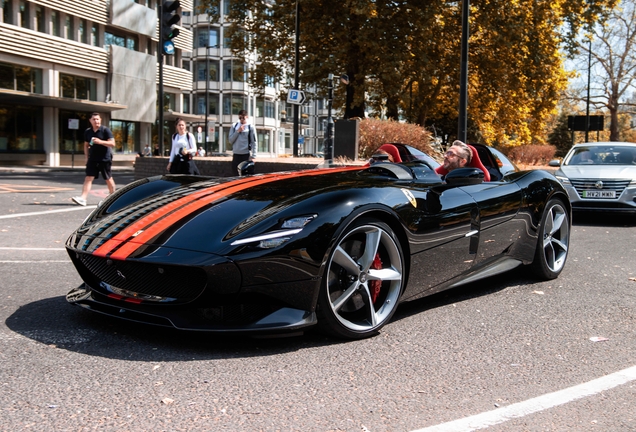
[571,179,630,199]
[194,304,280,325]
[75,253,207,302]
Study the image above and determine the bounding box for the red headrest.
[378,144,402,163]
[435,144,490,181]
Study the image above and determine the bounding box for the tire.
[317,219,405,339]
[531,198,570,280]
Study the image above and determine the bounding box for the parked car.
[549,142,636,213]
[66,148,570,340]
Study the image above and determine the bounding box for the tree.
[569,0,636,141]
[204,0,617,146]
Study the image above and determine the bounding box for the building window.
[1,0,13,25]
[0,104,44,152]
[110,120,138,154]
[104,32,137,51]
[196,60,219,81]
[35,6,44,32]
[19,1,28,28]
[197,28,219,48]
[223,61,245,82]
[255,100,275,118]
[51,11,60,37]
[126,36,137,51]
[257,128,269,153]
[59,110,90,153]
[163,93,176,111]
[223,94,245,115]
[183,95,190,114]
[91,24,98,46]
[0,63,43,93]
[60,73,97,101]
[197,95,219,115]
[65,15,73,40]
[79,19,87,44]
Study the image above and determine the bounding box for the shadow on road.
[5,270,531,361]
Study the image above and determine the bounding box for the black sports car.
[66,147,571,339]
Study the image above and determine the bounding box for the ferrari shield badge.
[401,188,417,208]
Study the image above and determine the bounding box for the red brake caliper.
[369,253,382,304]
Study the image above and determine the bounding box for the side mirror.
[444,167,484,185]
[548,159,561,167]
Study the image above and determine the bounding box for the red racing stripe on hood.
[95,166,361,259]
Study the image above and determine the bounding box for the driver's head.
[443,140,472,172]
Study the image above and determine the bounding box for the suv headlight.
[555,175,571,185]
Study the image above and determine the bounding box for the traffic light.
[161,0,181,43]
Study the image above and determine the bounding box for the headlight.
[282,215,317,229]
[555,175,571,185]
[231,214,318,248]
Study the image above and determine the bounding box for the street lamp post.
[458,0,470,143]
[585,37,592,143]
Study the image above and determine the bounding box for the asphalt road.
[0,170,635,431]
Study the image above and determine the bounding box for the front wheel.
[317,219,405,339]
[531,198,570,280]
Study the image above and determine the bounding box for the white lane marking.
[0,260,70,263]
[0,206,96,219]
[0,247,66,251]
[412,365,636,432]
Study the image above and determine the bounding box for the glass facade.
[60,74,97,101]
[0,105,44,152]
[110,120,137,154]
[196,28,219,48]
[59,110,90,153]
[223,94,246,115]
[0,63,43,94]
[197,95,219,115]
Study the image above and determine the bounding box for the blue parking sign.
[287,89,306,105]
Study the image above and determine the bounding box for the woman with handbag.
[167,118,200,175]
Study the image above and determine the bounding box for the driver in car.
[441,140,472,173]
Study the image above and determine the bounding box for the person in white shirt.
[167,118,199,175]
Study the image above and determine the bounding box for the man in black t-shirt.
[72,112,116,206]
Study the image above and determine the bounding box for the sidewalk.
[0,155,337,175]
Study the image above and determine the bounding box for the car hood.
[557,165,636,180]
[67,167,368,259]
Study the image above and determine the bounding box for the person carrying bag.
[167,118,200,175]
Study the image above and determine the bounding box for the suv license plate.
[582,190,616,198]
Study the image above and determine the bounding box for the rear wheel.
[317,219,404,339]
[531,199,570,280]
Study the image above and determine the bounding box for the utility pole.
[293,0,300,157]
[458,0,470,143]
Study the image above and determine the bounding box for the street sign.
[207,121,215,142]
[163,40,175,55]
[287,89,306,105]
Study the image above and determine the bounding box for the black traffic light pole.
[158,0,181,156]
[158,1,164,156]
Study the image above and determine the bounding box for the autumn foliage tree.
[203,0,617,147]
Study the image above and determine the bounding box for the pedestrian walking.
[228,109,256,175]
[72,112,116,206]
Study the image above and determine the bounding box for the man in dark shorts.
[72,112,116,206]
